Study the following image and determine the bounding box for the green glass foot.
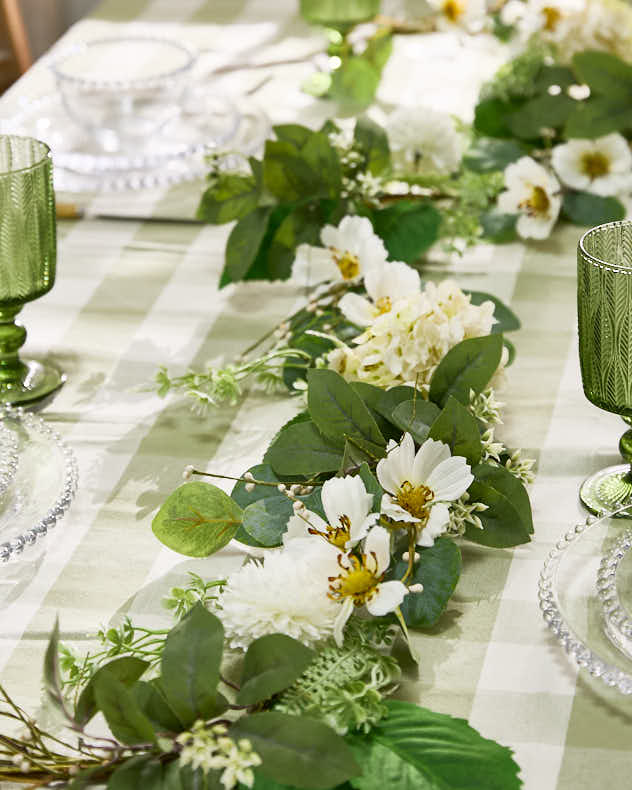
[0,360,65,406]
[580,464,632,517]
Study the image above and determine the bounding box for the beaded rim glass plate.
[0,422,18,498]
[539,506,632,695]
[0,405,78,562]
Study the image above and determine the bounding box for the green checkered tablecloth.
[1,2,631,788]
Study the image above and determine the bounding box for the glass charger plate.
[539,507,632,696]
[0,405,78,562]
[1,93,269,192]
[0,422,18,498]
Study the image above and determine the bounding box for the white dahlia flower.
[497,156,561,240]
[551,133,632,196]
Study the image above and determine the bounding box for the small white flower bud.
[11,754,22,766]
[19,759,30,773]
[277,483,287,493]
[245,482,256,493]
[182,465,195,481]
[303,485,314,494]
[323,323,332,331]
[293,500,305,512]
[306,302,317,313]
[316,308,325,317]
[402,551,410,561]
[68,765,80,777]
[290,484,302,495]
[244,471,255,481]
[408,583,424,594]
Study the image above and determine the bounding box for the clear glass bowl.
[50,37,196,151]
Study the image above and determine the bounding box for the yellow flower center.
[375,296,392,315]
[519,186,550,217]
[331,248,361,280]
[309,514,351,549]
[442,0,465,21]
[541,6,562,30]
[580,151,610,179]
[328,552,381,606]
[395,480,434,524]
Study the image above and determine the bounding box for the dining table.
[1,1,631,788]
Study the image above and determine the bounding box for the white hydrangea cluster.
[328,279,496,390]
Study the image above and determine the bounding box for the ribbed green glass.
[0,135,64,405]
[578,221,632,514]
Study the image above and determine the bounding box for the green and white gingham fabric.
[2,2,632,788]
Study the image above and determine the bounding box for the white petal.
[366,581,408,615]
[338,293,375,326]
[411,438,452,486]
[417,503,449,547]
[426,456,473,501]
[516,212,556,240]
[364,525,392,573]
[377,433,416,492]
[291,244,339,286]
[381,494,420,522]
[333,597,354,646]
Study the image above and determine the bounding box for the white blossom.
[338,261,421,327]
[427,0,488,32]
[497,156,561,240]
[386,106,463,176]
[552,133,632,196]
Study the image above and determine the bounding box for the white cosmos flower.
[284,474,378,551]
[220,549,340,649]
[377,433,473,547]
[291,216,388,287]
[551,134,632,196]
[427,0,487,31]
[338,261,421,327]
[497,156,561,240]
[329,526,408,645]
[386,107,462,176]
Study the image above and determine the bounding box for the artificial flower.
[501,0,585,41]
[338,261,421,327]
[291,216,388,286]
[220,549,340,648]
[177,723,261,789]
[551,133,632,196]
[497,156,561,240]
[328,279,496,390]
[329,526,408,645]
[386,106,463,176]
[427,0,487,32]
[377,433,473,546]
[284,474,378,551]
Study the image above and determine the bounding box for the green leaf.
[473,98,521,138]
[463,138,526,173]
[351,699,522,790]
[354,116,390,175]
[464,480,531,547]
[357,462,383,511]
[428,396,482,467]
[466,291,520,333]
[562,190,625,226]
[242,497,294,547]
[429,335,503,408]
[263,134,340,202]
[572,50,632,100]
[93,672,156,745]
[371,201,441,263]
[299,0,380,24]
[472,462,533,534]
[44,618,69,720]
[373,386,418,421]
[267,201,325,280]
[220,206,274,287]
[152,482,243,558]
[132,679,186,732]
[107,756,166,790]
[564,96,632,139]
[231,711,361,788]
[67,765,108,789]
[160,604,224,728]
[265,419,343,476]
[307,369,385,451]
[237,634,315,706]
[391,400,441,445]
[363,29,393,71]
[274,124,315,148]
[196,173,259,224]
[480,210,518,243]
[329,57,380,107]
[75,656,149,726]
[389,538,461,628]
[507,93,574,139]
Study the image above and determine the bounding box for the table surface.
[2,2,632,789]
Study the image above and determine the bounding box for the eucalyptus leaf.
[75,656,149,727]
[237,634,315,706]
[329,57,380,107]
[429,335,503,407]
[428,396,482,467]
[93,672,156,745]
[564,96,632,139]
[160,604,224,727]
[231,712,361,788]
[507,93,574,139]
[464,480,531,547]
[467,291,520,333]
[391,400,441,445]
[473,97,521,138]
[472,462,533,534]
[196,173,259,224]
[480,211,518,243]
[354,116,390,175]
[463,138,526,172]
[371,201,441,263]
[242,497,294,547]
[389,538,461,628]
[220,206,274,287]
[265,419,343,476]
[572,50,632,100]
[562,191,625,226]
[151,482,243,558]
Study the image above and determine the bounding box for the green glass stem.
[0,305,27,388]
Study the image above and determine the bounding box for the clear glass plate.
[539,507,632,695]
[0,422,18,498]
[1,92,269,192]
[0,405,78,562]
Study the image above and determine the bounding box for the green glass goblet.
[578,220,632,515]
[0,135,64,405]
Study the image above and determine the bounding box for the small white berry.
[245,482,255,493]
[408,583,424,594]
[182,465,195,481]
[402,551,410,561]
[293,501,305,512]
[244,471,255,482]
[277,483,287,493]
